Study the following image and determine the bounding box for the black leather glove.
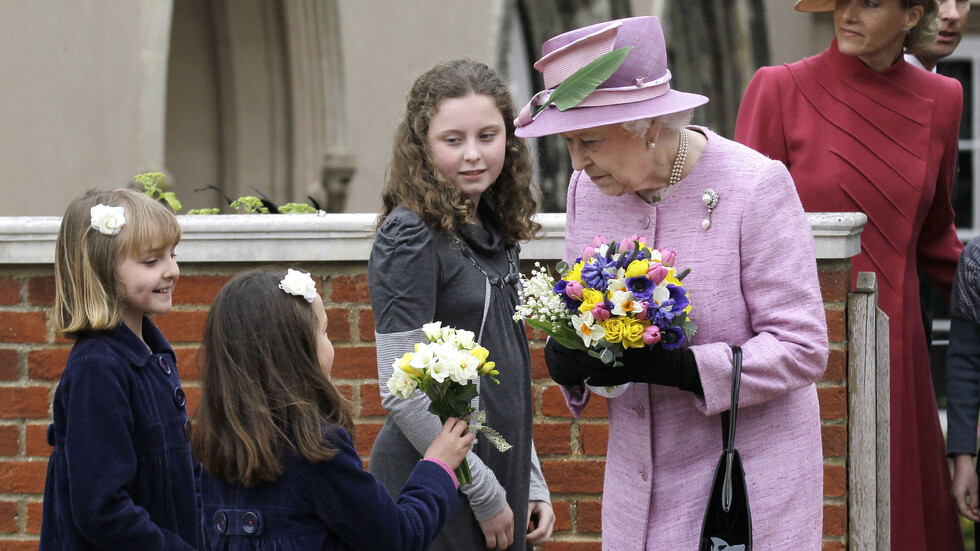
[544,339,612,386]
[586,345,702,394]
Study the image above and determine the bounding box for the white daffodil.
[652,283,670,306]
[610,289,643,316]
[571,311,606,348]
[607,275,627,293]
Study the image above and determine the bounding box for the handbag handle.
[720,346,742,512]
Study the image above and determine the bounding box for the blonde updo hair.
[905,0,940,54]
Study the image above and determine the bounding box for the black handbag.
[699,346,752,551]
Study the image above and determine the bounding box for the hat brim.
[794,0,833,12]
[514,89,709,138]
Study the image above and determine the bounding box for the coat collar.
[88,317,176,368]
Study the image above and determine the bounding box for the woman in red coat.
[736,0,964,548]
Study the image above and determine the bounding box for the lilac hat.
[793,0,833,12]
[514,16,708,138]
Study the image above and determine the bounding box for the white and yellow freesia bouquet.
[386,322,510,484]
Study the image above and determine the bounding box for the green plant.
[134,172,182,213]
[278,203,317,214]
[229,196,269,214]
[130,174,321,214]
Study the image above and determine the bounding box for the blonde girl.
[40,188,195,550]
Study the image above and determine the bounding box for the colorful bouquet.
[386,322,511,484]
[514,235,696,374]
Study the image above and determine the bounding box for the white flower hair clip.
[279,269,318,303]
[90,204,126,236]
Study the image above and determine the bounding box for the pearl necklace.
[668,128,688,188]
[641,129,690,205]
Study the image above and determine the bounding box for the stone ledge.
[0,211,865,264]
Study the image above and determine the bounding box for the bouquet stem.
[456,457,472,486]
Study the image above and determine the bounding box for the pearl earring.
[646,140,656,150]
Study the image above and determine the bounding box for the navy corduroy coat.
[39,318,198,550]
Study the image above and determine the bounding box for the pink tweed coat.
[560,128,828,550]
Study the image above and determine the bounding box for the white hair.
[621,110,695,137]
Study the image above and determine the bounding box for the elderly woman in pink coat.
[515,16,828,550]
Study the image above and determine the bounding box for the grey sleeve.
[376,330,507,521]
[527,439,550,504]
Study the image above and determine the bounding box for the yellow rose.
[622,318,650,348]
[601,318,625,343]
[664,267,682,287]
[624,260,649,279]
[579,288,604,313]
[471,346,489,365]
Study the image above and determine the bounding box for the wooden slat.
[848,272,882,550]
[875,307,890,551]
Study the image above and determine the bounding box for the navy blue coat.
[199,427,457,550]
[39,318,198,550]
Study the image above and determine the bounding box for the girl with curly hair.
[369,59,553,551]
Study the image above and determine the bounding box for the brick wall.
[0,257,853,550]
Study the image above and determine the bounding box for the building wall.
[336,0,502,214]
[0,213,863,549]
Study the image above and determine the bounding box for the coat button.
[183,419,193,442]
[640,215,651,229]
[242,511,259,534]
[214,511,227,534]
[633,406,645,418]
[173,387,186,407]
[158,357,172,376]
[639,468,648,481]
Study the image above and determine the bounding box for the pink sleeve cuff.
[422,457,458,488]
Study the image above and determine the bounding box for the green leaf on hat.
[533,46,633,116]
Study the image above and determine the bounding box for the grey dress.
[368,205,549,551]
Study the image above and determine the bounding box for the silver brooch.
[701,189,719,230]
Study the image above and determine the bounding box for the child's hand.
[424,417,474,469]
